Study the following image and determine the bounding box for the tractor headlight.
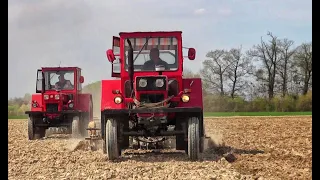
[32,103,38,108]
[55,94,60,100]
[181,94,190,103]
[155,79,164,87]
[138,79,147,88]
[68,103,74,108]
[44,95,49,100]
[114,96,122,104]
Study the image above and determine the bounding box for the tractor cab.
[105,31,196,107]
[35,67,84,113]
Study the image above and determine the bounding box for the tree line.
[8,31,312,117]
[184,31,312,112]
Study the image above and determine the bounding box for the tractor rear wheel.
[28,116,35,140]
[35,127,46,139]
[80,114,89,137]
[105,118,120,160]
[72,116,80,138]
[188,117,200,161]
[80,100,92,137]
[175,121,187,151]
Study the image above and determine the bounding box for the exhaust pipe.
[127,39,134,96]
[42,71,45,93]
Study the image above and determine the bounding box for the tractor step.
[85,136,101,140]
[86,128,101,130]
[202,136,212,152]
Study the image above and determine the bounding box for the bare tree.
[247,32,281,100]
[287,68,301,95]
[183,68,210,97]
[225,46,253,98]
[183,68,200,78]
[293,42,312,95]
[200,50,231,96]
[277,38,295,97]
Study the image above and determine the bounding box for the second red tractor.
[25,67,93,140]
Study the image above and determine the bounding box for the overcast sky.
[8,0,312,98]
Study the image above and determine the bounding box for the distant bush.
[296,91,312,111]
[203,92,311,112]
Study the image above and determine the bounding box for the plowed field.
[8,116,312,180]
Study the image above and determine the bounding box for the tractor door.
[36,69,43,93]
[111,36,121,77]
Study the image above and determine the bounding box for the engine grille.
[46,103,58,112]
[140,94,165,103]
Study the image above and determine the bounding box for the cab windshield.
[44,70,75,90]
[124,37,178,71]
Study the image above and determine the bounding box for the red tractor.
[25,67,93,140]
[101,31,206,161]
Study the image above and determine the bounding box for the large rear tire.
[80,100,93,137]
[35,127,46,139]
[28,116,35,140]
[105,118,119,160]
[175,122,187,151]
[72,116,80,138]
[188,117,200,161]
[80,114,89,137]
[120,120,129,150]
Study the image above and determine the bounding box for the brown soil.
[8,116,311,180]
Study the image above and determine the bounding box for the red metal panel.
[180,78,203,109]
[78,94,91,112]
[31,94,43,111]
[101,80,122,111]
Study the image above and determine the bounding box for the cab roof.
[41,67,81,70]
[119,31,182,37]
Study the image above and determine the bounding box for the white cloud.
[217,8,232,16]
[194,8,206,15]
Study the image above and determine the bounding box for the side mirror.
[80,76,84,83]
[106,49,115,63]
[188,48,196,60]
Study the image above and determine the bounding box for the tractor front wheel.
[72,116,80,138]
[105,118,120,160]
[28,116,46,140]
[28,116,35,140]
[188,117,200,161]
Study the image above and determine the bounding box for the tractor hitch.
[85,121,102,151]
